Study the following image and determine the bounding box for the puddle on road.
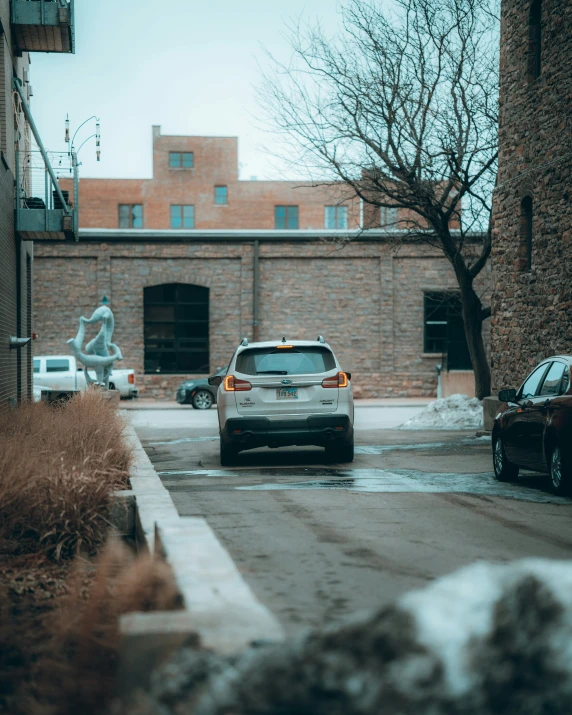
[148,437,218,445]
[236,470,571,503]
[157,465,571,504]
[355,436,490,455]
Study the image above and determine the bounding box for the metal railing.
[15,148,79,239]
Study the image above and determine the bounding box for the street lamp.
[65,114,101,164]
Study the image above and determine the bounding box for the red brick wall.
[63,129,364,231]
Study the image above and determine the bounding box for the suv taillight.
[128,374,135,384]
[224,375,252,392]
[322,371,349,388]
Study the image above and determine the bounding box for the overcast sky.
[31,0,339,181]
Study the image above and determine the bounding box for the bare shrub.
[28,538,182,715]
[0,391,133,558]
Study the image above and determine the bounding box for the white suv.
[209,337,354,465]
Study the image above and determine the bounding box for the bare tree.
[259,0,499,399]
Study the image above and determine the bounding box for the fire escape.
[12,0,78,241]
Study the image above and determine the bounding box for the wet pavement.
[129,404,572,635]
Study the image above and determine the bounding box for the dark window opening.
[424,292,472,370]
[275,205,299,229]
[520,196,533,271]
[528,0,542,81]
[144,283,209,374]
[119,204,143,228]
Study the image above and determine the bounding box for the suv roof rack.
[317,335,326,344]
[240,337,249,346]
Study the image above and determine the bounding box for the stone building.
[0,0,76,407]
[34,128,489,399]
[491,0,572,390]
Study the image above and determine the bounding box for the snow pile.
[127,559,572,715]
[400,394,483,430]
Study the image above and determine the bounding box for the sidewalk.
[121,397,434,410]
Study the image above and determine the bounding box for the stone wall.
[491,0,572,391]
[33,238,491,400]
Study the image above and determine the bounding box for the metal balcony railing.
[11,0,75,54]
[13,76,79,241]
[15,148,78,241]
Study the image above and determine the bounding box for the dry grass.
[0,390,133,559]
[27,539,182,715]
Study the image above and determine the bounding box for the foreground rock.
[126,559,572,714]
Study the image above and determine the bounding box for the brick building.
[34,127,489,399]
[0,0,76,408]
[491,0,572,391]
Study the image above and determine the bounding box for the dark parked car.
[176,366,227,409]
[493,356,572,494]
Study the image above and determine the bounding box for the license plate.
[276,387,298,400]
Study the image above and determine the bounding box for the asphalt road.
[129,404,572,636]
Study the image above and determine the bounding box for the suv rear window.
[236,347,336,376]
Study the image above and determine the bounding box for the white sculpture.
[67,300,123,389]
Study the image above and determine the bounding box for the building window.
[275,205,299,229]
[144,283,209,374]
[324,205,348,229]
[520,196,533,270]
[215,186,228,205]
[528,0,542,81]
[119,204,143,228]
[380,206,398,228]
[424,292,471,370]
[169,151,194,168]
[170,205,195,229]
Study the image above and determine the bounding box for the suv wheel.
[192,389,214,410]
[493,435,519,482]
[326,437,354,464]
[549,443,570,495]
[220,440,238,467]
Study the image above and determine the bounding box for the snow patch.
[399,394,483,430]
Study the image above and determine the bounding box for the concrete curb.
[118,425,284,690]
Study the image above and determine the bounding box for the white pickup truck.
[34,355,138,399]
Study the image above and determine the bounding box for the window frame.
[275,205,299,230]
[143,283,209,375]
[324,205,348,229]
[214,186,228,205]
[169,151,194,169]
[423,291,471,371]
[170,204,195,229]
[380,206,399,229]
[118,204,143,229]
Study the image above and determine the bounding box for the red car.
[493,356,572,495]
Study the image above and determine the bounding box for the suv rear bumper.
[221,414,353,451]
